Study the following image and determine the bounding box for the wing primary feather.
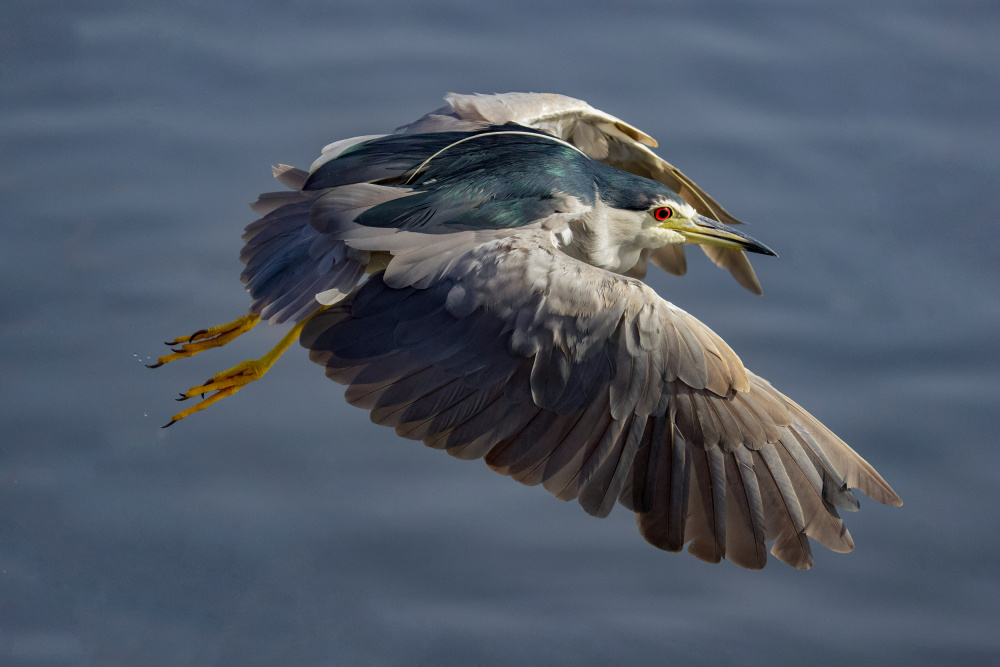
[491,410,564,477]
[724,451,767,570]
[757,445,813,569]
[587,414,647,518]
[776,432,854,553]
[552,402,616,502]
[407,377,511,442]
[514,408,593,486]
[484,406,544,474]
[619,417,655,512]
[789,424,860,512]
[665,424,691,551]
[575,416,630,516]
[344,364,433,409]
[685,443,727,563]
[433,390,514,458]
[783,398,902,506]
[542,392,614,498]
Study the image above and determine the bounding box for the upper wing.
[401,92,762,293]
[241,125,595,324]
[300,227,901,570]
[241,93,762,323]
[398,92,659,155]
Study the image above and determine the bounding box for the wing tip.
[875,487,904,507]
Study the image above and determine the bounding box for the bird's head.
[643,194,777,257]
[592,161,777,258]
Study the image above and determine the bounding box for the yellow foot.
[160,309,322,427]
[162,358,268,427]
[147,313,260,368]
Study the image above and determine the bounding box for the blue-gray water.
[2,1,999,665]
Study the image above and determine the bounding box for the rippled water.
[2,1,999,664]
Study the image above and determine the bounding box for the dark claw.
[146,361,164,369]
[189,329,209,343]
[161,420,177,429]
[171,347,184,353]
[176,393,190,402]
[163,341,175,346]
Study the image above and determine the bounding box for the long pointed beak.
[672,214,778,257]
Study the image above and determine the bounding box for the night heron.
[152,92,901,569]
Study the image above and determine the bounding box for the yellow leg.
[148,313,260,368]
[162,309,325,427]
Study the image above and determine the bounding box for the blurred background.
[2,1,998,664]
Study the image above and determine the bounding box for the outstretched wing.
[300,227,901,570]
[400,92,762,293]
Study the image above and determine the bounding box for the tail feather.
[240,175,395,324]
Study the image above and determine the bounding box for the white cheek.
[662,229,685,244]
[645,227,685,247]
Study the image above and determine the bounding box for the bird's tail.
[240,165,369,324]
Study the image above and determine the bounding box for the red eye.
[653,206,673,221]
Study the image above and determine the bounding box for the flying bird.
[152,92,901,569]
